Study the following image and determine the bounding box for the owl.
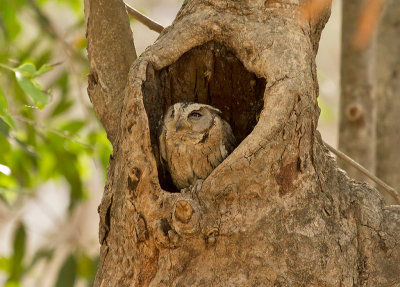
[159,102,236,190]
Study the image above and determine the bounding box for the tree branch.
[125,3,164,33]
[323,140,400,205]
[85,0,137,145]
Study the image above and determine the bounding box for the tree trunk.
[85,0,400,286]
[339,0,376,182]
[375,0,400,204]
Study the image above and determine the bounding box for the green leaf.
[54,72,69,95]
[0,113,16,130]
[19,38,41,62]
[14,63,51,108]
[51,99,73,117]
[69,0,82,13]
[76,254,93,279]
[61,120,85,134]
[0,86,8,110]
[0,118,10,138]
[63,160,85,206]
[0,173,16,189]
[55,254,77,287]
[0,1,22,40]
[15,63,37,77]
[77,254,99,284]
[35,64,54,77]
[9,223,26,281]
[15,72,48,108]
[0,88,16,129]
[88,256,99,286]
[88,130,112,171]
[38,150,56,180]
[36,51,53,68]
[4,280,20,287]
[0,256,11,273]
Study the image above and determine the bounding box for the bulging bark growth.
[85,0,400,286]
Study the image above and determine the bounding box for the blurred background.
[0,0,341,286]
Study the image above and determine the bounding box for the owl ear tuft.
[206,106,222,115]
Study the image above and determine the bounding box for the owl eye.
[170,110,175,118]
[189,111,202,118]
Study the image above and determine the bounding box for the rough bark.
[85,0,400,286]
[375,0,400,204]
[339,0,376,182]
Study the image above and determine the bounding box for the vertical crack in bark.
[103,195,113,245]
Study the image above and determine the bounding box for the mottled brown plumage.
[159,102,236,190]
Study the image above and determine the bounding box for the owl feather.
[159,102,236,190]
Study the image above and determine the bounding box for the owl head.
[162,102,222,135]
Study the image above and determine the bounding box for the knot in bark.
[172,198,201,236]
[175,200,194,223]
[205,229,219,246]
[346,103,364,122]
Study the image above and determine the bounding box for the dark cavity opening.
[142,41,266,192]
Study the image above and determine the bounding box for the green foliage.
[0,0,110,285]
[0,222,26,286]
[0,0,111,203]
[55,254,77,287]
[8,223,26,283]
[0,62,51,109]
[54,251,99,287]
[0,86,16,129]
[76,253,99,285]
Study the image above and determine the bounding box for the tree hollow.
[142,41,266,192]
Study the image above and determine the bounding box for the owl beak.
[175,120,182,131]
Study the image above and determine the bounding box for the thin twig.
[323,140,400,205]
[125,3,164,33]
